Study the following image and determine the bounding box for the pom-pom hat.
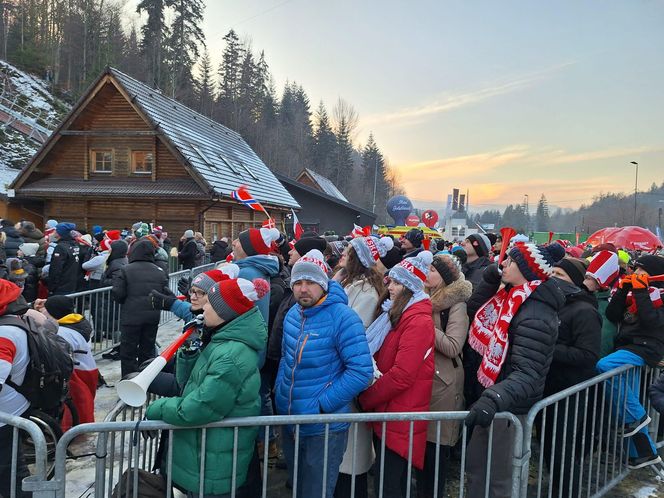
[207,278,270,322]
[350,236,394,268]
[585,250,620,289]
[508,243,565,281]
[389,250,434,293]
[290,249,330,291]
[239,227,280,256]
[190,264,240,294]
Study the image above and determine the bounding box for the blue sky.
[126,0,664,211]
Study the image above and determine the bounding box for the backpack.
[1,314,75,410]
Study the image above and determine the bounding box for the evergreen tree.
[360,133,386,213]
[121,25,143,78]
[195,48,215,117]
[535,194,550,231]
[311,101,337,175]
[136,0,168,89]
[164,0,205,103]
[331,98,357,192]
[216,29,243,128]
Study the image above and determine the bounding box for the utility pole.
[630,161,638,225]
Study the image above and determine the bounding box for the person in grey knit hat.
[349,236,394,269]
[389,250,434,294]
[290,249,330,292]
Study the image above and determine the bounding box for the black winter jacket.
[101,241,128,287]
[48,236,82,294]
[178,238,198,270]
[466,271,565,415]
[605,283,664,367]
[544,279,601,396]
[463,256,491,290]
[20,259,40,303]
[2,226,24,258]
[112,239,168,326]
[267,291,296,362]
[210,240,231,263]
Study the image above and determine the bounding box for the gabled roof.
[276,173,375,219]
[11,67,299,209]
[296,168,348,202]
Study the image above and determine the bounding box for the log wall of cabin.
[203,204,287,241]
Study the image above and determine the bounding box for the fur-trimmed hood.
[428,275,473,313]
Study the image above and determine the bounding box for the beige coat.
[339,278,379,475]
[427,276,472,446]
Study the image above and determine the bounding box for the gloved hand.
[618,274,633,290]
[177,275,192,296]
[484,263,503,285]
[464,396,498,428]
[632,273,649,290]
[149,289,176,310]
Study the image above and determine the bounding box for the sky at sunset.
[126,0,664,211]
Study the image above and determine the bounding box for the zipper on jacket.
[288,308,307,415]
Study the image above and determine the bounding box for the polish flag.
[291,209,304,241]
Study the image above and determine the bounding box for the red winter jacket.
[359,299,435,469]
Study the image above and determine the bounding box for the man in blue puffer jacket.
[275,249,373,498]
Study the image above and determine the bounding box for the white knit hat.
[350,236,394,268]
[389,251,434,293]
[290,249,330,291]
[586,250,620,289]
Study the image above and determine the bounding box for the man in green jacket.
[146,277,270,497]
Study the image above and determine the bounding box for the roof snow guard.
[109,69,298,209]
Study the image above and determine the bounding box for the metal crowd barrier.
[65,262,219,356]
[0,411,53,498]
[51,409,524,498]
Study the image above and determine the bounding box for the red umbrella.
[586,226,663,251]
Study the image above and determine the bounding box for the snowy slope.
[0,60,70,194]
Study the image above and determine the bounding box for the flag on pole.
[351,224,370,238]
[231,185,269,217]
[262,218,276,229]
[291,209,304,240]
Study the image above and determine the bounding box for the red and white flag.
[262,218,276,229]
[291,209,304,241]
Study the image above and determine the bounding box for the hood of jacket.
[108,240,129,262]
[429,276,472,313]
[553,278,599,309]
[20,226,44,240]
[235,254,279,278]
[526,277,566,312]
[128,239,155,263]
[58,314,93,341]
[213,240,228,249]
[210,306,266,351]
[3,226,22,239]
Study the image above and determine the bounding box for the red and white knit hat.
[238,227,280,256]
[350,236,394,268]
[389,250,434,293]
[586,250,620,289]
[100,238,113,252]
[508,243,566,281]
[190,263,240,294]
[207,278,270,322]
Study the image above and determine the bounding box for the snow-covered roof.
[300,168,348,202]
[0,165,21,196]
[108,68,299,209]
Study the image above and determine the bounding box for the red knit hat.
[238,227,280,256]
[207,278,270,322]
[190,264,240,294]
[106,230,121,241]
[100,238,112,252]
[0,280,22,315]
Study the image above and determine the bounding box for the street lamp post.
[630,161,638,225]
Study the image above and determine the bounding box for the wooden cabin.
[9,67,299,240]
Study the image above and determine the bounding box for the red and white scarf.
[468,281,542,387]
[623,286,663,314]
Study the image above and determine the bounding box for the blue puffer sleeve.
[318,306,373,413]
[169,299,195,322]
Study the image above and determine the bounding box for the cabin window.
[131,151,154,174]
[91,149,113,173]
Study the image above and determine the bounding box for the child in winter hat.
[290,249,331,291]
[237,227,281,256]
[585,250,620,290]
[388,250,434,293]
[350,236,394,268]
[206,278,270,323]
[505,243,565,281]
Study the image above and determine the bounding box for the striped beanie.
[585,250,620,289]
[207,278,270,322]
[239,227,280,256]
[290,249,330,291]
[190,264,240,294]
[508,243,565,281]
[350,236,394,268]
[389,250,434,293]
